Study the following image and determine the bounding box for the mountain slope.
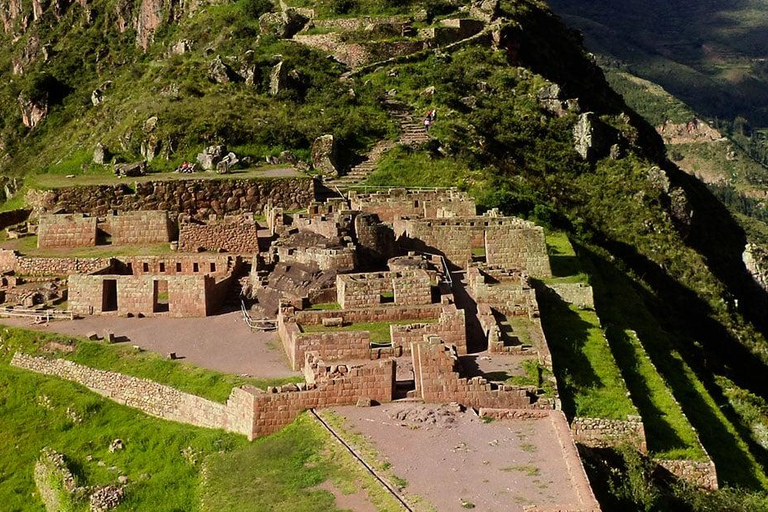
[1,0,768,508]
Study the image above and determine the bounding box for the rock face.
[18,93,48,128]
[311,135,338,176]
[269,61,289,95]
[573,112,614,161]
[744,243,768,293]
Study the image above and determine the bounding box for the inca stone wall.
[0,249,112,276]
[655,459,718,491]
[396,216,552,276]
[119,254,234,277]
[178,216,260,254]
[390,306,467,354]
[105,211,171,246]
[245,354,395,438]
[545,282,595,309]
[68,274,218,317]
[484,224,552,277]
[336,270,432,309]
[571,416,648,452]
[37,214,97,248]
[411,335,551,409]
[467,266,537,317]
[11,352,395,441]
[33,177,316,220]
[349,188,477,222]
[280,303,446,370]
[10,352,251,436]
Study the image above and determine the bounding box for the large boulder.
[208,56,238,84]
[93,143,110,165]
[259,9,309,38]
[114,161,147,177]
[573,112,615,161]
[311,135,338,176]
[197,145,226,171]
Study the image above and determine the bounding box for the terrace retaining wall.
[30,177,316,220]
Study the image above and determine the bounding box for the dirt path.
[1,311,299,378]
[331,403,586,512]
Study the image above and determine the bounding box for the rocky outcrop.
[573,112,615,161]
[259,8,309,38]
[269,61,289,95]
[18,93,48,128]
[93,143,110,164]
[537,83,580,117]
[208,56,239,84]
[744,243,768,293]
[311,134,338,176]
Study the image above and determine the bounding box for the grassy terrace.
[27,165,308,189]
[0,234,177,258]
[583,244,768,487]
[539,232,636,420]
[0,325,300,403]
[201,414,403,512]
[0,361,249,511]
[300,319,435,344]
[541,233,714,460]
[0,362,400,512]
[539,293,636,420]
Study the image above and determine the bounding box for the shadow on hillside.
[536,287,602,420]
[583,244,768,489]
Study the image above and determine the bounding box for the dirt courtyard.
[329,403,593,512]
[0,311,299,378]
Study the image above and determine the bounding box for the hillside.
[1,0,768,509]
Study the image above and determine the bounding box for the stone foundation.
[0,249,113,276]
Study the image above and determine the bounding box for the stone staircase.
[324,98,431,190]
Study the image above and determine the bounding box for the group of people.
[175,161,197,174]
[424,108,437,131]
